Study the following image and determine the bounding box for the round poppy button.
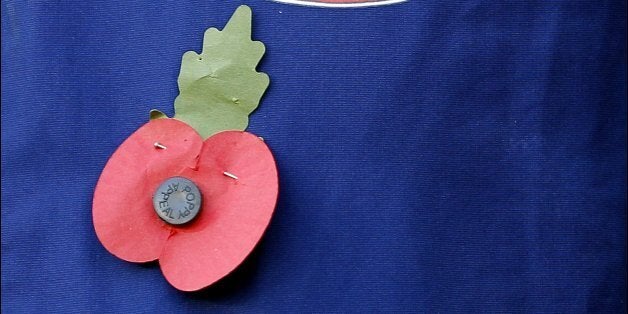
[153,176,202,225]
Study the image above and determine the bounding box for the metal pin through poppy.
[223,171,239,180]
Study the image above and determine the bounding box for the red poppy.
[93,118,278,291]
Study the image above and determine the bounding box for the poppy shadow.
[138,260,159,268]
[136,240,263,299]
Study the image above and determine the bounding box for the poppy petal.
[93,118,203,262]
[159,131,278,291]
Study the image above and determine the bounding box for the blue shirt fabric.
[1,1,626,312]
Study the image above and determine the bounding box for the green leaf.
[149,109,168,120]
[173,5,269,139]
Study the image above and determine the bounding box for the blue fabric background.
[2,1,626,312]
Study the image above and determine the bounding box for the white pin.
[154,142,167,149]
[223,171,239,180]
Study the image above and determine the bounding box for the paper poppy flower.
[92,6,278,291]
[93,119,278,291]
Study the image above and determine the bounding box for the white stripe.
[272,0,406,8]
[223,171,239,180]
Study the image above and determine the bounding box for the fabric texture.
[1,1,626,312]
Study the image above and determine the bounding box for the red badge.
[273,0,405,8]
